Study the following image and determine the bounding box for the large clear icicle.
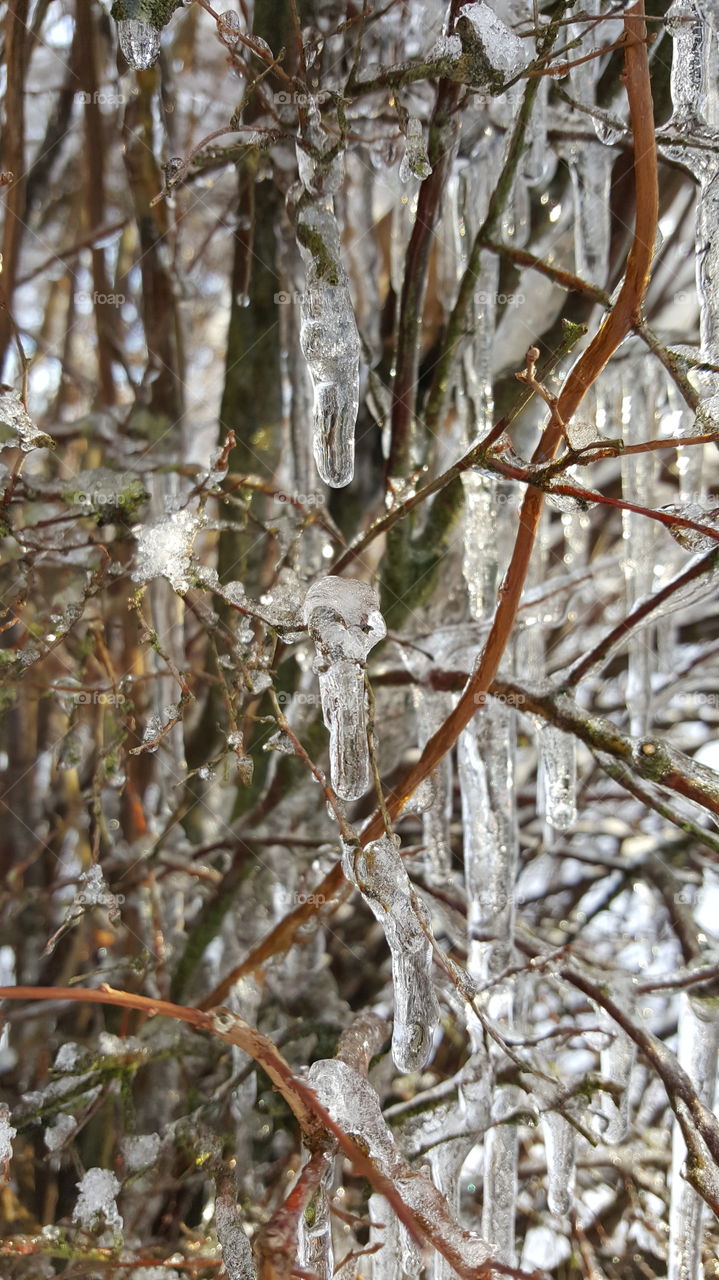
[482,1087,523,1265]
[620,371,659,734]
[668,990,719,1280]
[541,1111,576,1216]
[303,577,386,800]
[342,834,440,1071]
[566,145,614,286]
[458,696,518,984]
[295,110,361,488]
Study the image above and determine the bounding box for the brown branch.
[0,985,542,1280]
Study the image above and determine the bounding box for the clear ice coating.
[599,1028,634,1145]
[342,834,440,1071]
[537,725,577,831]
[0,388,54,451]
[458,2,526,77]
[399,118,432,182]
[668,991,719,1280]
[295,110,361,488]
[117,19,162,69]
[302,576,386,801]
[665,0,707,128]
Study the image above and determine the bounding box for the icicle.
[298,1154,334,1280]
[411,683,454,885]
[665,0,707,129]
[668,990,719,1280]
[599,1028,634,1145]
[342,834,439,1071]
[536,726,577,832]
[303,576,386,800]
[458,696,518,985]
[621,370,659,734]
[523,78,554,187]
[482,1087,522,1265]
[295,110,361,488]
[541,1111,576,1216]
[369,1194,400,1280]
[559,143,614,287]
[463,477,514,620]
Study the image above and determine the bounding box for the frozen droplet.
[217,9,241,47]
[399,118,432,183]
[662,502,719,553]
[117,18,161,69]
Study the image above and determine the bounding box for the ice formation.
[303,576,386,800]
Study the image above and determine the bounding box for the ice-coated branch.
[303,575,386,801]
